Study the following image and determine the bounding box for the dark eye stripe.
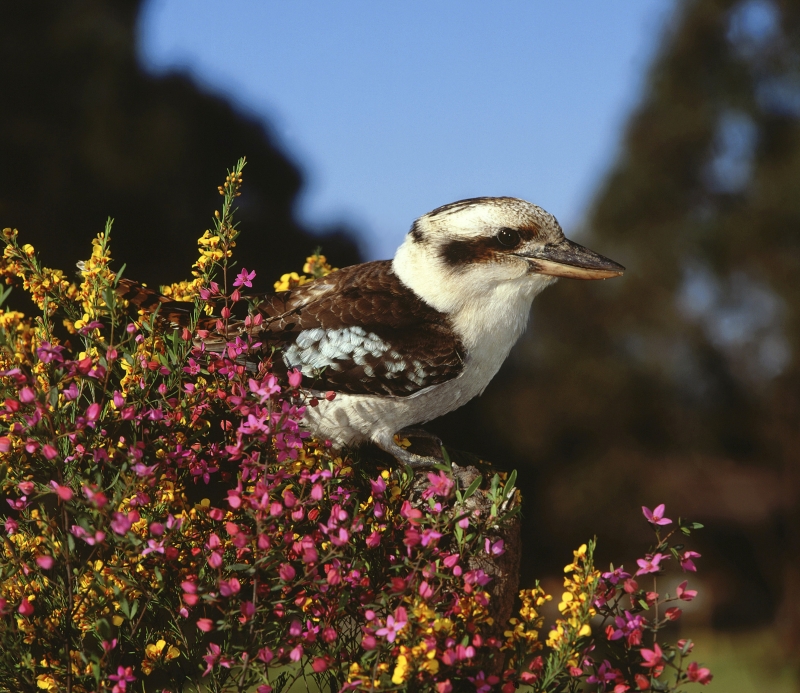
[439,227,535,268]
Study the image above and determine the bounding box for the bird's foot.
[376,429,446,468]
[391,446,443,468]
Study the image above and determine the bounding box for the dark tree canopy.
[0,0,360,300]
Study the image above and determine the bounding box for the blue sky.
[138,1,675,259]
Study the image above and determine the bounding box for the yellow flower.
[274,272,309,292]
[142,639,180,675]
[391,653,409,685]
[36,674,58,690]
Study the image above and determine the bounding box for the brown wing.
[254,261,465,397]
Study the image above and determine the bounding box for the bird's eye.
[497,228,520,247]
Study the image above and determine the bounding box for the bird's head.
[393,197,624,314]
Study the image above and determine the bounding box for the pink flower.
[369,476,386,497]
[240,600,255,622]
[366,531,381,548]
[635,553,668,576]
[82,485,108,508]
[484,538,505,556]
[422,470,454,499]
[19,387,36,404]
[279,563,296,581]
[233,268,256,288]
[42,444,58,460]
[219,578,241,597]
[680,550,701,572]
[287,368,303,389]
[36,555,54,570]
[36,342,65,363]
[640,643,663,668]
[108,665,136,688]
[110,511,139,535]
[400,500,423,522]
[202,642,231,676]
[642,504,672,525]
[70,525,106,545]
[86,402,101,421]
[141,539,165,556]
[675,580,698,601]
[196,618,214,632]
[0,437,10,453]
[50,481,73,501]
[375,609,407,643]
[687,662,712,684]
[17,598,34,617]
[183,358,201,376]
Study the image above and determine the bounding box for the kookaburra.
[251,196,623,466]
[123,197,624,466]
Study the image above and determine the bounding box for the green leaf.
[504,469,517,499]
[651,677,669,691]
[463,475,483,501]
[500,505,522,521]
[0,284,12,309]
[102,287,116,312]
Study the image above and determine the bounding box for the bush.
[0,160,711,692]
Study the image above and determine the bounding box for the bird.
[121,196,624,467]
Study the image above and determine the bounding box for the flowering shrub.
[0,160,712,692]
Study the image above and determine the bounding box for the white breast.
[300,273,552,451]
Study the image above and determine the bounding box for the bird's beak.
[516,238,625,280]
